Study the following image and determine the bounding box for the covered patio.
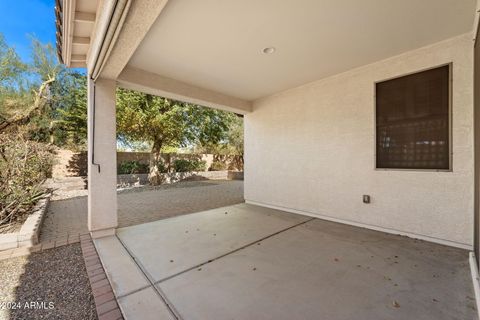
[94,204,474,320]
[56,0,480,319]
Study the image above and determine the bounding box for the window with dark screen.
[375,65,450,170]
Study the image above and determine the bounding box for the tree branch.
[0,77,55,133]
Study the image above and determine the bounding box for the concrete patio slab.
[117,287,174,320]
[95,204,476,320]
[93,236,150,297]
[117,203,311,282]
[157,218,475,320]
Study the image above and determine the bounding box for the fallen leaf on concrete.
[392,301,400,308]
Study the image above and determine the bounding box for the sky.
[0,0,56,63]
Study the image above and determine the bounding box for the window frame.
[373,63,453,172]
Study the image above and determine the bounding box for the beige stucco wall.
[245,33,474,248]
[88,78,118,238]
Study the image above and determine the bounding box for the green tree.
[189,107,238,153]
[30,37,62,83]
[0,34,27,89]
[116,88,237,184]
[0,34,29,123]
[26,38,66,143]
[51,72,87,148]
[225,115,244,156]
[0,35,59,229]
[194,114,243,155]
[0,36,62,139]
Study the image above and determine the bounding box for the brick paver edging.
[80,234,124,320]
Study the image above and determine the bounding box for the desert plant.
[118,160,149,174]
[193,160,207,171]
[0,132,54,231]
[209,160,227,171]
[173,159,206,172]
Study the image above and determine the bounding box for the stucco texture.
[245,34,473,247]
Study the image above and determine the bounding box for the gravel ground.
[0,244,97,320]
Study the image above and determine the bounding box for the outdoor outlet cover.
[363,195,371,204]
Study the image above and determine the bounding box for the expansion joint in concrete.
[113,216,315,320]
[156,217,315,284]
[115,234,183,320]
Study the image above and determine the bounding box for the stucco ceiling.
[128,0,476,101]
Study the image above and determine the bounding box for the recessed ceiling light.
[262,47,276,54]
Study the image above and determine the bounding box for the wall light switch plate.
[363,195,371,204]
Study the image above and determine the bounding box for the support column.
[87,77,118,238]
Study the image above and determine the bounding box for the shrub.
[118,160,149,174]
[173,159,190,172]
[209,160,227,171]
[0,133,54,231]
[193,160,207,171]
[173,159,206,172]
[151,160,167,173]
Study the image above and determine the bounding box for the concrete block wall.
[116,152,243,172]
